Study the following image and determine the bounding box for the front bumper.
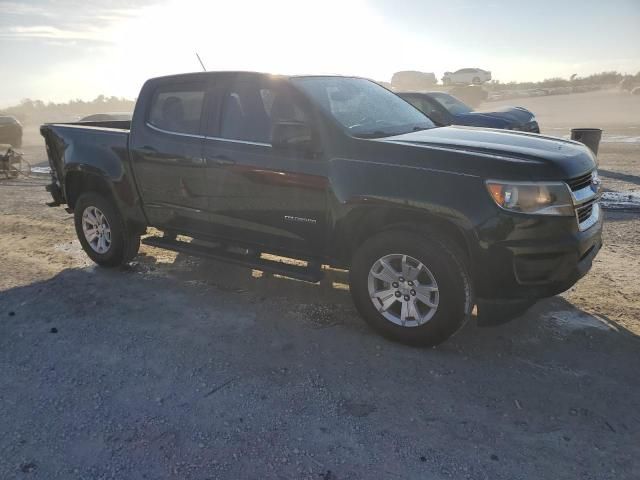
[473,208,603,300]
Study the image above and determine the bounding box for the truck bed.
[40,122,132,206]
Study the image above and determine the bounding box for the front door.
[201,74,328,257]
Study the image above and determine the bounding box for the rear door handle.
[137,146,157,155]
[176,156,204,165]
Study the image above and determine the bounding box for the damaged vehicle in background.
[399,91,540,133]
[0,115,23,147]
[41,72,602,346]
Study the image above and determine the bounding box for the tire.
[472,76,481,85]
[74,192,140,267]
[349,231,474,346]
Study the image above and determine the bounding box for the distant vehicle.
[0,115,23,147]
[41,71,601,346]
[79,112,132,122]
[391,71,437,91]
[442,68,491,86]
[399,91,540,133]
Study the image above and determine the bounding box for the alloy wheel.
[82,206,112,254]
[367,253,439,327]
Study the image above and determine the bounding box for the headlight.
[486,181,574,216]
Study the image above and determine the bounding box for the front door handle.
[207,154,236,166]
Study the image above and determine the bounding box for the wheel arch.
[64,168,147,235]
[64,168,115,210]
[333,205,475,269]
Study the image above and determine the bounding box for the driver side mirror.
[271,121,316,153]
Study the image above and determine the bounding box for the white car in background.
[442,68,492,85]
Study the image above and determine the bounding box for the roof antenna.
[195,52,206,72]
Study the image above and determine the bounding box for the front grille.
[576,198,595,223]
[565,170,600,231]
[567,172,593,191]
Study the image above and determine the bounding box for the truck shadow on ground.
[2,266,639,478]
[599,168,640,187]
[2,263,638,379]
[135,247,639,338]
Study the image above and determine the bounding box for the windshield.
[428,92,473,115]
[291,77,434,138]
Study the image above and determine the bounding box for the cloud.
[0,25,107,41]
[0,0,150,43]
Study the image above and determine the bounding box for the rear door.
[129,79,209,234]
[201,74,329,257]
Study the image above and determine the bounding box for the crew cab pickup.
[41,72,602,346]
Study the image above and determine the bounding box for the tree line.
[486,71,640,91]
[1,95,135,123]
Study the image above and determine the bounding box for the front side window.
[219,78,307,144]
[291,77,433,138]
[404,96,438,116]
[428,93,473,115]
[148,84,206,135]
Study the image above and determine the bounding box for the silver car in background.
[442,68,492,86]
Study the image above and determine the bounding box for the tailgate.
[40,125,66,205]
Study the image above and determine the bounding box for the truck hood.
[375,125,596,179]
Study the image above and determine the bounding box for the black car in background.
[79,112,133,122]
[399,91,540,133]
[0,115,23,147]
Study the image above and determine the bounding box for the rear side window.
[148,84,206,135]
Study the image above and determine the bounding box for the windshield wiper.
[353,130,393,139]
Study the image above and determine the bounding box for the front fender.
[327,157,492,265]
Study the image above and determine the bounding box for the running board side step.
[142,236,324,283]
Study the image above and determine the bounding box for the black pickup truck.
[41,71,602,346]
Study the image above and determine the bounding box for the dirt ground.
[1,89,639,479]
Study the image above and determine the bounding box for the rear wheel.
[472,76,481,85]
[350,231,473,346]
[74,192,140,267]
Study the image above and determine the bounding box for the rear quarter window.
[148,84,206,135]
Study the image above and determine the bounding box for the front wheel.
[349,231,474,346]
[74,192,140,267]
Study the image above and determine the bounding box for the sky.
[1,0,639,107]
